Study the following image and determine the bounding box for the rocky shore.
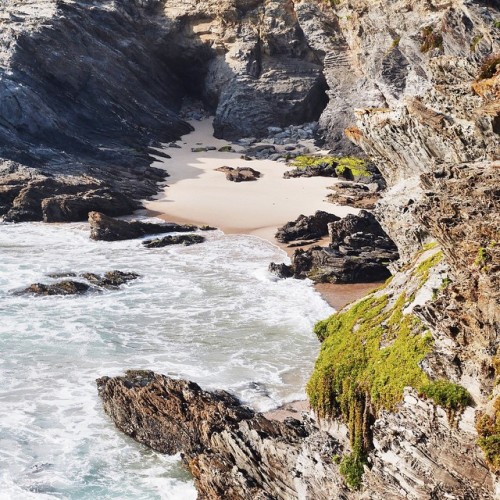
[1,0,499,498]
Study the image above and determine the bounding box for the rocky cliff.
[1,0,499,497]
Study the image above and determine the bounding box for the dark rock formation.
[79,271,140,289]
[0,171,140,223]
[275,211,340,244]
[97,371,346,499]
[143,234,205,248]
[88,212,197,242]
[268,262,294,279]
[16,270,139,296]
[215,166,261,182]
[271,211,399,283]
[18,280,91,296]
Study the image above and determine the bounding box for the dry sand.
[146,118,357,242]
[145,118,374,313]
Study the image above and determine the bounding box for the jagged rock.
[41,188,138,223]
[79,271,139,289]
[97,372,346,499]
[268,262,294,279]
[88,212,197,241]
[0,1,192,218]
[17,280,91,296]
[143,234,205,248]
[275,211,340,243]
[16,270,139,296]
[215,166,261,182]
[271,211,399,283]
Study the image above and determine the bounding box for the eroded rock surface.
[88,212,197,242]
[271,211,399,283]
[97,371,346,500]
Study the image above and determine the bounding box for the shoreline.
[145,118,379,311]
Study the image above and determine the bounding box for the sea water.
[0,221,333,499]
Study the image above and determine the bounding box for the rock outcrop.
[97,371,347,500]
[16,270,139,295]
[215,166,261,182]
[270,211,399,283]
[88,212,197,242]
[275,211,340,244]
[143,234,205,248]
[98,369,493,499]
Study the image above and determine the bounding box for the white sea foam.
[0,221,333,498]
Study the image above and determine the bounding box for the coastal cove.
[0,221,334,498]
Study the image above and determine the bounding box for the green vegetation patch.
[420,380,472,419]
[470,35,483,52]
[292,155,370,179]
[339,447,366,490]
[308,291,434,488]
[477,398,500,471]
[308,293,433,417]
[414,250,443,285]
[292,155,337,169]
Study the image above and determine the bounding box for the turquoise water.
[0,221,333,499]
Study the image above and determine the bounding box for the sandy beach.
[145,118,380,311]
[146,119,358,243]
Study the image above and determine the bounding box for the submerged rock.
[88,212,197,241]
[143,234,205,248]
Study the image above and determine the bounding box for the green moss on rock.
[477,398,500,471]
[420,380,472,419]
[415,250,443,284]
[292,155,370,179]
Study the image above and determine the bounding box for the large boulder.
[270,211,399,283]
[97,371,344,499]
[88,212,197,242]
[275,211,340,244]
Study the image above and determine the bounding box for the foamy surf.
[0,221,333,498]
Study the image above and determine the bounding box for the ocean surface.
[0,221,333,499]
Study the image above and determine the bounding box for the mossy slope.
[307,248,472,489]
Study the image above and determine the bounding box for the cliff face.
[2,0,499,497]
[0,0,330,221]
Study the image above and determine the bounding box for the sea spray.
[0,221,332,499]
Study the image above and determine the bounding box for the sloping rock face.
[0,0,194,221]
[0,0,333,220]
[97,371,347,500]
